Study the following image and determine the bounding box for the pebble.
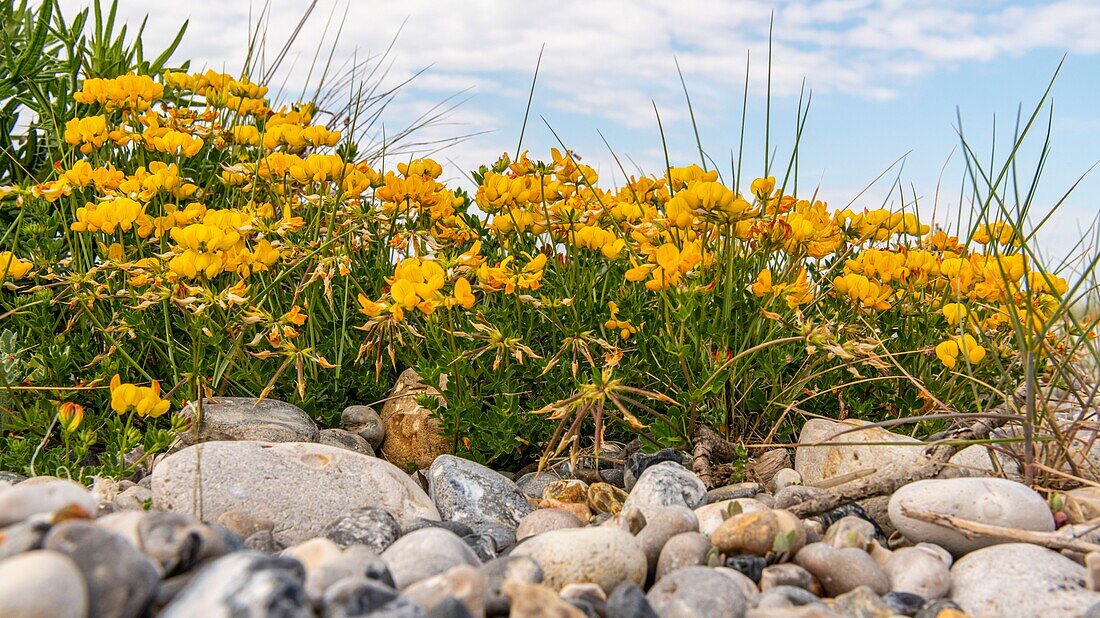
[342,404,386,450]
[540,496,592,522]
[480,555,544,616]
[793,543,889,596]
[0,516,51,559]
[655,531,711,581]
[511,525,646,593]
[914,598,964,618]
[620,462,706,521]
[178,396,319,444]
[544,479,589,503]
[756,586,826,608]
[303,545,394,602]
[382,527,481,589]
[152,441,440,545]
[712,509,807,558]
[607,581,658,618]
[719,554,762,581]
[635,505,698,575]
[774,485,828,510]
[883,591,925,617]
[833,585,893,618]
[822,515,876,550]
[323,506,402,552]
[516,508,583,541]
[502,581,585,617]
[135,511,226,574]
[760,563,819,593]
[0,479,99,526]
[113,485,153,511]
[321,576,422,618]
[771,468,803,492]
[646,566,747,617]
[429,455,533,529]
[319,428,376,456]
[884,546,951,599]
[515,471,563,499]
[950,543,1100,617]
[1065,487,1100,524]
[587,482,629,515]
[0,550,89,618]
[888,478,1054,555]
[695,498,770,536]
[162,551,309,616]
[43,520,160,618]
[404,564,488,617]
[624,448,686,491]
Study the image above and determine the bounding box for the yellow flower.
[935,334,986,369]
[357,293,385,317]
[833,273,892,310]
[751,176,776,198]
[58,402,84,433]
[109,374,171,418]
[604,301,637,339]
[941,303,968,326]
[446,277,477,309]
[0,251,33,280]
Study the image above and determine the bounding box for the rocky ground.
[4,383,1100,618]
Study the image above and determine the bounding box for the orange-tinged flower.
[58,402,84,432]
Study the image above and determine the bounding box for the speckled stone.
[429,455,533,530]
[177,396,319,445]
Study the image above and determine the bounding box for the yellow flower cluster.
[109,374,170,417]
[74,74,163,111]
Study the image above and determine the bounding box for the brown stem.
[900,505,1100,554]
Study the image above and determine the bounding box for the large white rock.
[0,550,89,618]
[511,526,647,593]
[888,478,1053,555]
[951,543,1100,617]
[795,419,927,486]
[152,441,439,545]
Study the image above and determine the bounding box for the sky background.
[61,0,1100,268]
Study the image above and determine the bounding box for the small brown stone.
[539,498,591,522]
[711,509,806,558]
[543,480,588,504]
[587,483,628,515]
[378,369,451,471]
[502,581,585,617]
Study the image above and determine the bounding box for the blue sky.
[63,0,1100,265]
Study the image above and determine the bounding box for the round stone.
[341,404,386,449]
[323,507,401,553]
[43,520,160,618]
[646,566,747,617]
[0,550,89,618]
[381,527,481,589]
[516,508,584,541]
[428,454,533,529]
[950,543,1100,617]
[620,462,706,521]
[160,551,309,617]
[888,478,1054,556]
[178,396,319,444]
[511,525,646,593]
